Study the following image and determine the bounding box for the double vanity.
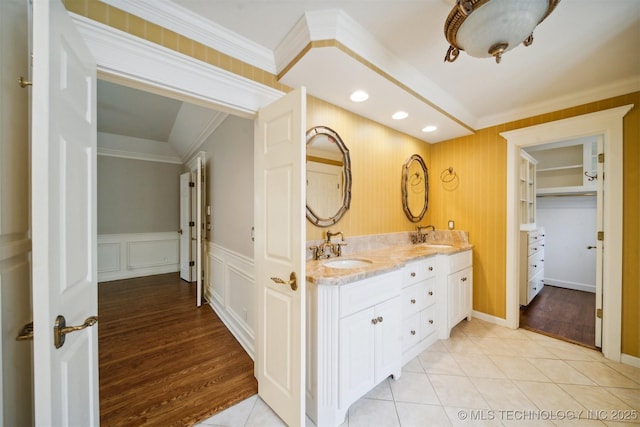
[304,233,473,426]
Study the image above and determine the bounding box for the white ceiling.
[97,0,640,156]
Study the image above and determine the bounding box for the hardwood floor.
[520,285,596,349]
[98,273,257,426]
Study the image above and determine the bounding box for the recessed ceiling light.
[422,125,438,132]
[350,90,369,102]
[392,111,408,120]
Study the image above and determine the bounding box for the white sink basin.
[323,258,373,269]
[423,244,454,249]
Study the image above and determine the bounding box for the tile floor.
[196,319,640,427]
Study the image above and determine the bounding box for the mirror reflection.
[402,154,429,222]
[306,126,351,227]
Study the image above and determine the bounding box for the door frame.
[502,105,633,362]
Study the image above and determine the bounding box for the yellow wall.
[65,1,640,357]
[306,97,431,241]
[429,93,640,356]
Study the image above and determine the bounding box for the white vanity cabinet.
[400,257,439,363]
[306,269,402,427]
[445,250,473,338]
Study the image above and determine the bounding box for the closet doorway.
[519,137,601,348]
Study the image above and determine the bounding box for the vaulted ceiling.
[96,0,640,162]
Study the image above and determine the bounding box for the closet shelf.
[537,164,582,173]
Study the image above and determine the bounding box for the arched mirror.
[402,154,429,222]
[306,126,352,227]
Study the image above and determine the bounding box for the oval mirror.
[402,154,429,222]
[306,126,352,227]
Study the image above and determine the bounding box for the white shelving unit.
[526,137,598,195]
[519,151,537,228]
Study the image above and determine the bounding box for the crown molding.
[72,14,284,117]
[276,9,477,131]
[479,77,640,130]
[99,0,276,73]
[98,132,183,164]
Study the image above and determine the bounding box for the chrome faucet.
[309,231,347,260]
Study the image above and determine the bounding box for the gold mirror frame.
[306,126,352,227]
[402,154,429,222]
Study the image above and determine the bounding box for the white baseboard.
[543,278,596,293]
[472,310,508,328]
[98,232,179,282]
[621,353,640,369]
[205,242,255,359]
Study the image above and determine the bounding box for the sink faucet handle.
[326,231,344,242]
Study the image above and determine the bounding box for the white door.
[31,1,99,425]
[254,87,306,426]
[187,152,206,306]
[180,172,194,282]
[595,136,604,348]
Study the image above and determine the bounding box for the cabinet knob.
[428,319,434,324]
[410,298,416,304]
[428,266,433,271]
[428,291,433,296]
[377,316,384,323]
[410,330,416,335]
[371,318,378,325]
[410,272,416,277]
[532,264,537,268]
[461,277,467,282]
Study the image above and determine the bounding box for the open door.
[31,1,99,425]
[180,172,194,282]
[186,152,206,306]
[595,136,604,348]
[254,87,306,426]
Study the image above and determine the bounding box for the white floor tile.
[193,319,640,427]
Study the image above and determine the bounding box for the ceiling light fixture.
[350,90,369,102]
[422,125,438,133]
[392,111,408,120]
[444,0,560,64]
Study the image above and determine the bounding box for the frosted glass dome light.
[444,0,560,64]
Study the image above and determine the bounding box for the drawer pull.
[428,266,433,271]
[410,272,416,277]
[428,319,434,324]
[428,291,433,296]
[377,316,384,323]
[410,330,416,335]
[461,277,467,282]
[532,264,537,268]
[371,318,378,325]
[410,298,416,304]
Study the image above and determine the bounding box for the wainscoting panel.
[98,232,179,282]
[205,242,255,359]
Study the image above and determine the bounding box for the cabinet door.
[447,267,472,329]
[339,307,376,406]
[374,297,401,382]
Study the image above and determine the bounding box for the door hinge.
[597,231,604,241]
[598,153,604,163]
[189,181,195,187]
[596,308,603,319]
[189,221,195,227]
[189,261,195,266]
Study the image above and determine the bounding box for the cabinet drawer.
[420,305,437,339]
[402,282,426,317]
[448,250,472,273]
[528,228,545,243]
[340,271,401,318]
[529,270,544,299]
[528,250,544,278]
[403,258,435,285]
[402,312,421,351]
[528,241,544,256]
[424,278,436,308]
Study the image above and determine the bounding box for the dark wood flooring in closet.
[520,285,597,349]
[98,273,257,427]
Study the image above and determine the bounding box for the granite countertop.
[306,241,473,286]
